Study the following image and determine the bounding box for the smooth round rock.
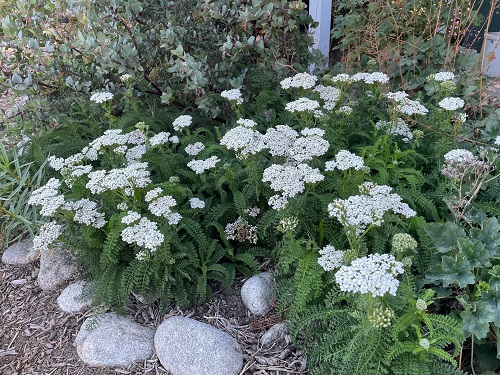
[57,281,92,313]
[240,272,275,316]
[76,313,154,367]
[2,239,39,265]
[260,322,289,348]
[154,316,243,375]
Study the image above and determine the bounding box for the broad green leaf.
[470,218,500,257]
[425,254,475,287]
[489,265,500,291]
[481,290,500,327]
[460,300,495,339]
[424,222,465,253]
[457,237,490,268]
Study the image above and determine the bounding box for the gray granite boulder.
[2,239,39,265]
[76,313,154,367]
[260,321,290,348]
[154,316,243,375]
[240,272,275,316]
[37,246,78,291]
[57,281,92,313]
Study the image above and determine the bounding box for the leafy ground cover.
[2,0,500,374]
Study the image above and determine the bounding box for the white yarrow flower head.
[364,72,390,85]
[145,187,163,202]
[149,132,171,147]
[280,72,318,90]
[263,163,324,198]
[438,97,465,111]
[335,253,404,297]
[148,195,182,224]
[90,92,114,104]
[285,97,320,113]
[120,74,133,83]
[33,221,62,253]
[47,156,65,171]
[189,197,205,209]
[236,118,257,128]
[224,216,258,244]
[67,198,106,228]
[187,156,220,174]
[28,178,65,217]
[351,72,370,82]
[329,73,352,84]
[244,207,261,217]
[185,142,205,156]
[375,118,414,143]
[221,89,243,104]
[220,126,265,159]
[121,216,164,251]
[428,71,455,82]
[495,136,500,146]
[172,115,192,131]
[317,245,344,271]
[325,150,365,171]
[277,216,299,233]
[268,194,289,210]
[336,105,353,115]
[386,91,429,116]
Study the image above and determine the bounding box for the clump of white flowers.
[220,123,265,159]
[280,72,318,90]
[121,211,164,252]
[187,156,220,174]
[285,97,320,113]
[149,132,171,147]
[368,307,394,328]
[67,198,106,229]
[386,91,428,116]
[277,216,299,233]
[33,221,62,253]
[172,115,193,131]
[28,178,65,217]
[244,207,260,217]
[317,245,344,271]
[428,71,455,82]
[328,182,416,236]
[438,97,465,111]
[441,149,485,180]
[325,150,365,171]
[364,72,390,85]
[313,85,340,110]
[90,92,114,104]
[221,89,243,104]
[120,74,133,83]
[335,253,404,297]
[185,142,205,156]
[189,197,205,209]
[329,73,352,83]
[391,233,418,253]
[336,105,353,115]
[495,136,500,146]
[375,118,414,143]
[224,216,258,244]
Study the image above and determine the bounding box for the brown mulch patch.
[0,259,308,375]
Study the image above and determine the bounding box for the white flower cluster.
[317,245,344,271]
[236,118,257,128]
[120,74,132,83]
[90,92,114,104]
[386,91,428,116]
[86,162,151,195]
[328,182,416,235]
[262,125,329,162]
[33,221,62,253]
[244,207,260,217]
[224,216,258,244]
[220,125,265,159]
[329,73,351,83]
[364,72,390,84]
[121,212,164,251]
[28,178,65,217]
[280,72,318,90]
[172,115,192,131]
[335,253,404,297]
[185,142,205,156]
[392,233,418,253]
[144,188,182,225]
[375,118,414,143]
[221,89,243,104]
[313,85,340,110]
[428,71,455,82]
[187,156,220,174]
[268,194,289,210]
[277,216,299,233]
[416,298,428,311]
[495,136,500,146]
[47,156,65,171]
[419,338,430,350]
[285,97,320,113]
[438,97,465,111]
[351,72,370,82]
[336,105,353,115]
[441,149,489,180]
[149,132,171,147]
[325,150,365,171]
[263,163,324,199]
[67,198,106,228]
[189,197,205,209]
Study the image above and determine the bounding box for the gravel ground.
[0,259,308,375]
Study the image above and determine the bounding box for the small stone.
[154,316,243,375]
[10,279,27,286]
[57,281,92,313]
[76,313,154,367]
[240,272,275,316]
[37,246,78,291]
[260,322,289,348]
[2,239,39,265]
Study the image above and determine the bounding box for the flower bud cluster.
[415,298,427,311]
[368,307,394,328]
[391,233,418,253]
[224,216,258,244]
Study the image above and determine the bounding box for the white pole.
[309,0,332,71]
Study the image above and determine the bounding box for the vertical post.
[309,0,332,71]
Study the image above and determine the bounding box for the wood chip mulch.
[0,259,308,375]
